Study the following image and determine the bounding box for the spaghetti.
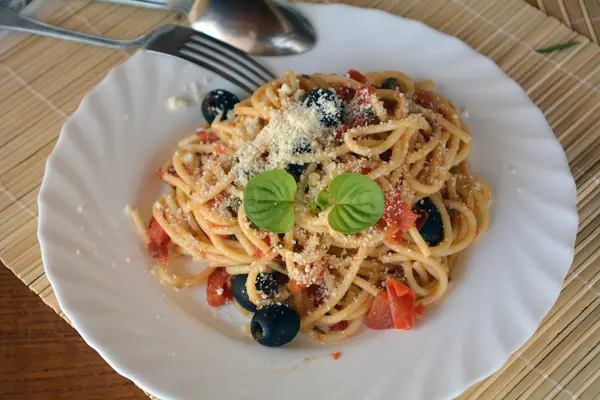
[129,69,491,345]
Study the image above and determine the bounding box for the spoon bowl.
[189,0,316,56]
[98,0,316,56]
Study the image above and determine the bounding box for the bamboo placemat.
[526,0,600,44]
[1,0,600,398]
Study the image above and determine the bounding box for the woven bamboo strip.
[526,0,600,44]
[571,357,600,398]
[1,1,599,399]
[546,341,600,398]
[504,302,600,398]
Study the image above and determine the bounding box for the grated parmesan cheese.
[294,89,306,102]
[316,93,343,123]
[167,81,207,109]
[182,152,194,163]
[167,96,188,110]
[212,196,238,218]
[307,172,320,187]
[188,82,202,103]
[232,103,336,187]
[278,83,293,95]
[258,104,324,168]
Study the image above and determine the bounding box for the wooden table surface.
[0,264,146,399]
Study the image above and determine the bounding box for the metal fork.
[0,9,275,93]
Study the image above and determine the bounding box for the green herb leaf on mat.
[535,40,580,54]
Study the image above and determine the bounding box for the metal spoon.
[99,0,316,56]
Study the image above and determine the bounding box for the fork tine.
[145,25,272,94]
[181,42,265,89]
[175,51,254,94]
[189,35,273,84]
[191,30,276,80]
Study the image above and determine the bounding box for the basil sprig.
[243,170,296,233]
[325,173,384,234]
[244,171,384,234]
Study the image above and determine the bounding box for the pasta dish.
[128,69,491,347]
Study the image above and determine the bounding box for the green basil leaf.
[243,170,297,233]
[327,173,384,234]
[316,191,331,209]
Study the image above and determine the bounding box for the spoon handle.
[0,10,146,49]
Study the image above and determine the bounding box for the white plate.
[38,3,578,400]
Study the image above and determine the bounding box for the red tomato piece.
[306,284,327,307]
[346,69,367,84]
[263,235,272,246]
[331,351,342,360]
[147,241,168,260]
[375,217,387,231]
[354,86,375,105]
[206,267,233,307]
[288,280,304,295]
[336,86,356,102]
[382,191,418,232]
[346,86,376,127]
[413,90,434,109]
[384,225,401,244]
[385,278,417,330]
[148,217,170,246]
[213,144,227,155]
[249,243,264,258]
[365,291,393,330]
[360,167,372,175]
[329,320,349,331]
[334,124,349,143]
[197,130,219,143]
[416,303,425,319]
[350,114,372,128]
[197,130,209,141]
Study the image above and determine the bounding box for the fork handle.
[0,10,146,50]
